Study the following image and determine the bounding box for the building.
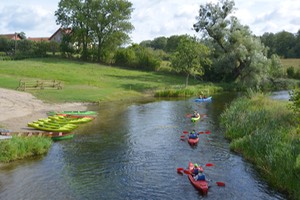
[27,37,49,42]
[49,28,72,43]
[0,33,22,40]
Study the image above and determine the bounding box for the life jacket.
[196,174,205,181]
[193,168,199,175]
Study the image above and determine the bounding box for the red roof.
[0,34,22,40]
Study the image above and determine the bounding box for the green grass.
[220,92,300,199]
[0,136,52,163]
[0,58,220,103]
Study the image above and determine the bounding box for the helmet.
[194,163,199,167]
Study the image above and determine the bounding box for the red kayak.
[187,162,208,195]
[188,137,199,145]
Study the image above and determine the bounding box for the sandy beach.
[0,88,89,132]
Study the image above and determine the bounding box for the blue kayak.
[194,96,212,102]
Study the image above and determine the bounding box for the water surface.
[0,93,288,200]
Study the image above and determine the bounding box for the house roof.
[49,28,72,40]
[0,34,22,40]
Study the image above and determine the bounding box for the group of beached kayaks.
[28,110,97,141]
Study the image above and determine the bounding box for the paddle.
[183,131,189,134]
[216,182,225,186]
[177,167,184,173]
[198,130,211,134]
[180,135,186,141]
[205,163,214,167]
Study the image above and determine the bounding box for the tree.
[55,0,134,62]
[165,35,187,53]
[274,31,296,58]
[193,0,283,88]
[55,0,91,60]
[261,32,276,57]
[170,35,211,87]
[151,36,167,50]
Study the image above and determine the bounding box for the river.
[0,92,289,200]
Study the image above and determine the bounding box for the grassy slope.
[0,58,205,103]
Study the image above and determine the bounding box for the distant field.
[281,58,300,70]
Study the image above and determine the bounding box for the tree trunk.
[185,73,190,88]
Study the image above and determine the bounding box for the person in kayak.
[193,110,200,118]
[194,170,206,181]
[189,130,198,139]
[192,163,201,175]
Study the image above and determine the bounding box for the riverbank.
[220,92,300,199]
[0,88,89,132]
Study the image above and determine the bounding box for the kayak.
[49,132,74,141]
[27,122,74,132]
[48,115,93,124]
[47,110,97,117]
[187,162,208,195]
[35,121,78,129]
[188,137,199,145]
[194,96,212,102]
[191,115,200,122]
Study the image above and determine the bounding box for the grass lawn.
[0,58,217,103]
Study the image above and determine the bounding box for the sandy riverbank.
[0,88,89,132]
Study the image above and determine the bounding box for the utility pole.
[14,32,17,55]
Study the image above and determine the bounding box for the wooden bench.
[17,80,63,91]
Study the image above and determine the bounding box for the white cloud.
[0,0,299,43]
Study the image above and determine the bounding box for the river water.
[0,92,289,200]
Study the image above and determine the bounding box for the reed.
[0,136,52,163]
[220,92,300,199]
[154,85,223,97]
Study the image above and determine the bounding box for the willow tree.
[55,0,134,62]
[193,0,283,88]
[171,35,211,87]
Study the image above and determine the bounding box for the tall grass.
[154,84,223,97]
[0,136,52,163]
[220,92,300,199]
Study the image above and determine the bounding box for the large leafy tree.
[55,0,134,62]
[193,0,283,88]
[171,35,211,87]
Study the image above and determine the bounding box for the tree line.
[0,0,299,90]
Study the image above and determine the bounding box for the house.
[1,28,72,43]
[0,33,22,40]
[27,37,49,42]
[49,28,72,43]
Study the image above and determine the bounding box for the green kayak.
[50,132,74,141]
[47,110,97,117]
[48,115,93,124]
[28,122,74,132]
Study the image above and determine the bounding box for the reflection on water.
[0,94,287,200]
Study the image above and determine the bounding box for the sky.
[0,0,299,44]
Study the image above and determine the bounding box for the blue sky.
[0,0,299,43]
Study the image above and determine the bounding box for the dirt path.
[0,88,89,132]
